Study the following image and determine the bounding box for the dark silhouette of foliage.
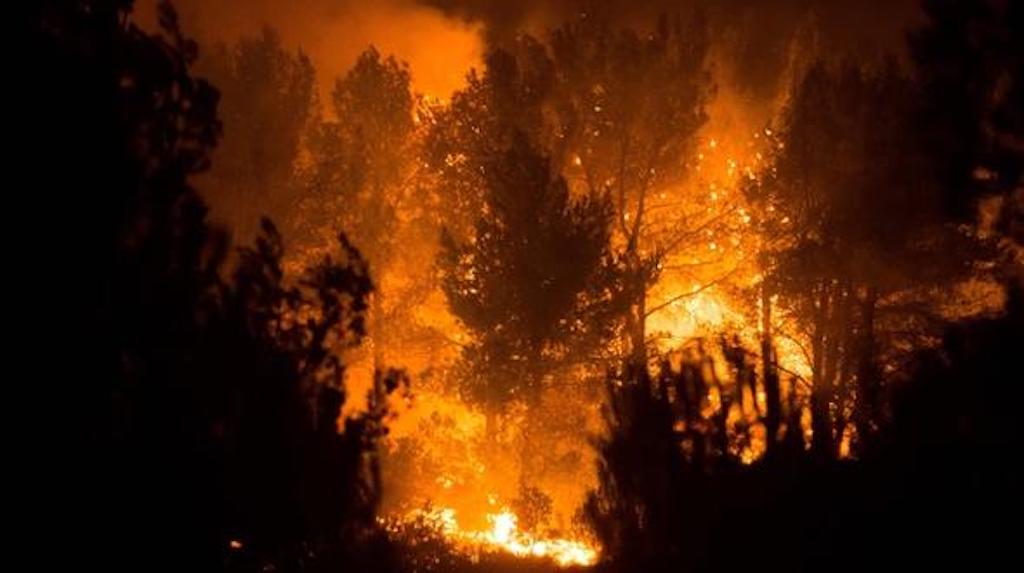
[424,39,558,240]
[440,134,614,410]
[584,5,1022,571]
[548,12,714,364]
[588,294,1021,572]
[27,2,225,565]
[210,221,413,573]
[747,59,996,460]
[27,3,402,572]
[911,0,1024,225]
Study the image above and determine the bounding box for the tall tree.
[424,38,557,241]
[26,3,397,570]
[911,0,1023,295]
[751,60,989,458]
[294,47,415,273]
[440,133,614,410]
[201,27,316,241]
[291,47,452,386]
[548,12,714,365]
[911,0,1024,226]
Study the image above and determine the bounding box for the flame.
[395,505,599,567]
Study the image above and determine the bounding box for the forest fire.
[389,505,599,567]
[37,1,1022,573]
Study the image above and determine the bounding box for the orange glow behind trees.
[128,2,1015,568]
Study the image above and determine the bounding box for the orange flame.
[397,504,599,567]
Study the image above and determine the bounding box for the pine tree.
[440,133,614,409]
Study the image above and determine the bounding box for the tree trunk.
[854,286,879,454]
[626,261,648,368]
[810,282,834,460]
[832,280,855,458]
[760,280,782,458]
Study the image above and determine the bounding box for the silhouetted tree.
[589,295,1023,572]
[292,47,442,380]
[295,47,415,263]
[26,2,223,565]
[214,221,396,571]
[586,345,771,573]
[911,0,1024,228]
[750,60,991,459]
[26,3,400,571]
[549,12,714,365]
[440,133,614,410]
[585,364,688,571]
[200,27,316,241]
[424,38,557,240]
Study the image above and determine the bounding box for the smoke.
[415,0,924,148]
[135,0,485,98]
[134,1,924,105]
[418,0,923,98]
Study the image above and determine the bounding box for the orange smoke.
[133,0,484,98]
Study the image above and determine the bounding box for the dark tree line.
[587,293,1022,572]
[585,1,1023,571]
[26,2,406,572]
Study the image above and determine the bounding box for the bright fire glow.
[395,505,599,567]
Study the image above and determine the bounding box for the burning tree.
[549,12,715,366]
[292,47,457,391]
[424,40,558,241]
[747,60,994,459]
[296,45,416,267]
[439,133,614,409]
[200,27,316,240]
[426,40,619,411]
[431,10,720,401]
